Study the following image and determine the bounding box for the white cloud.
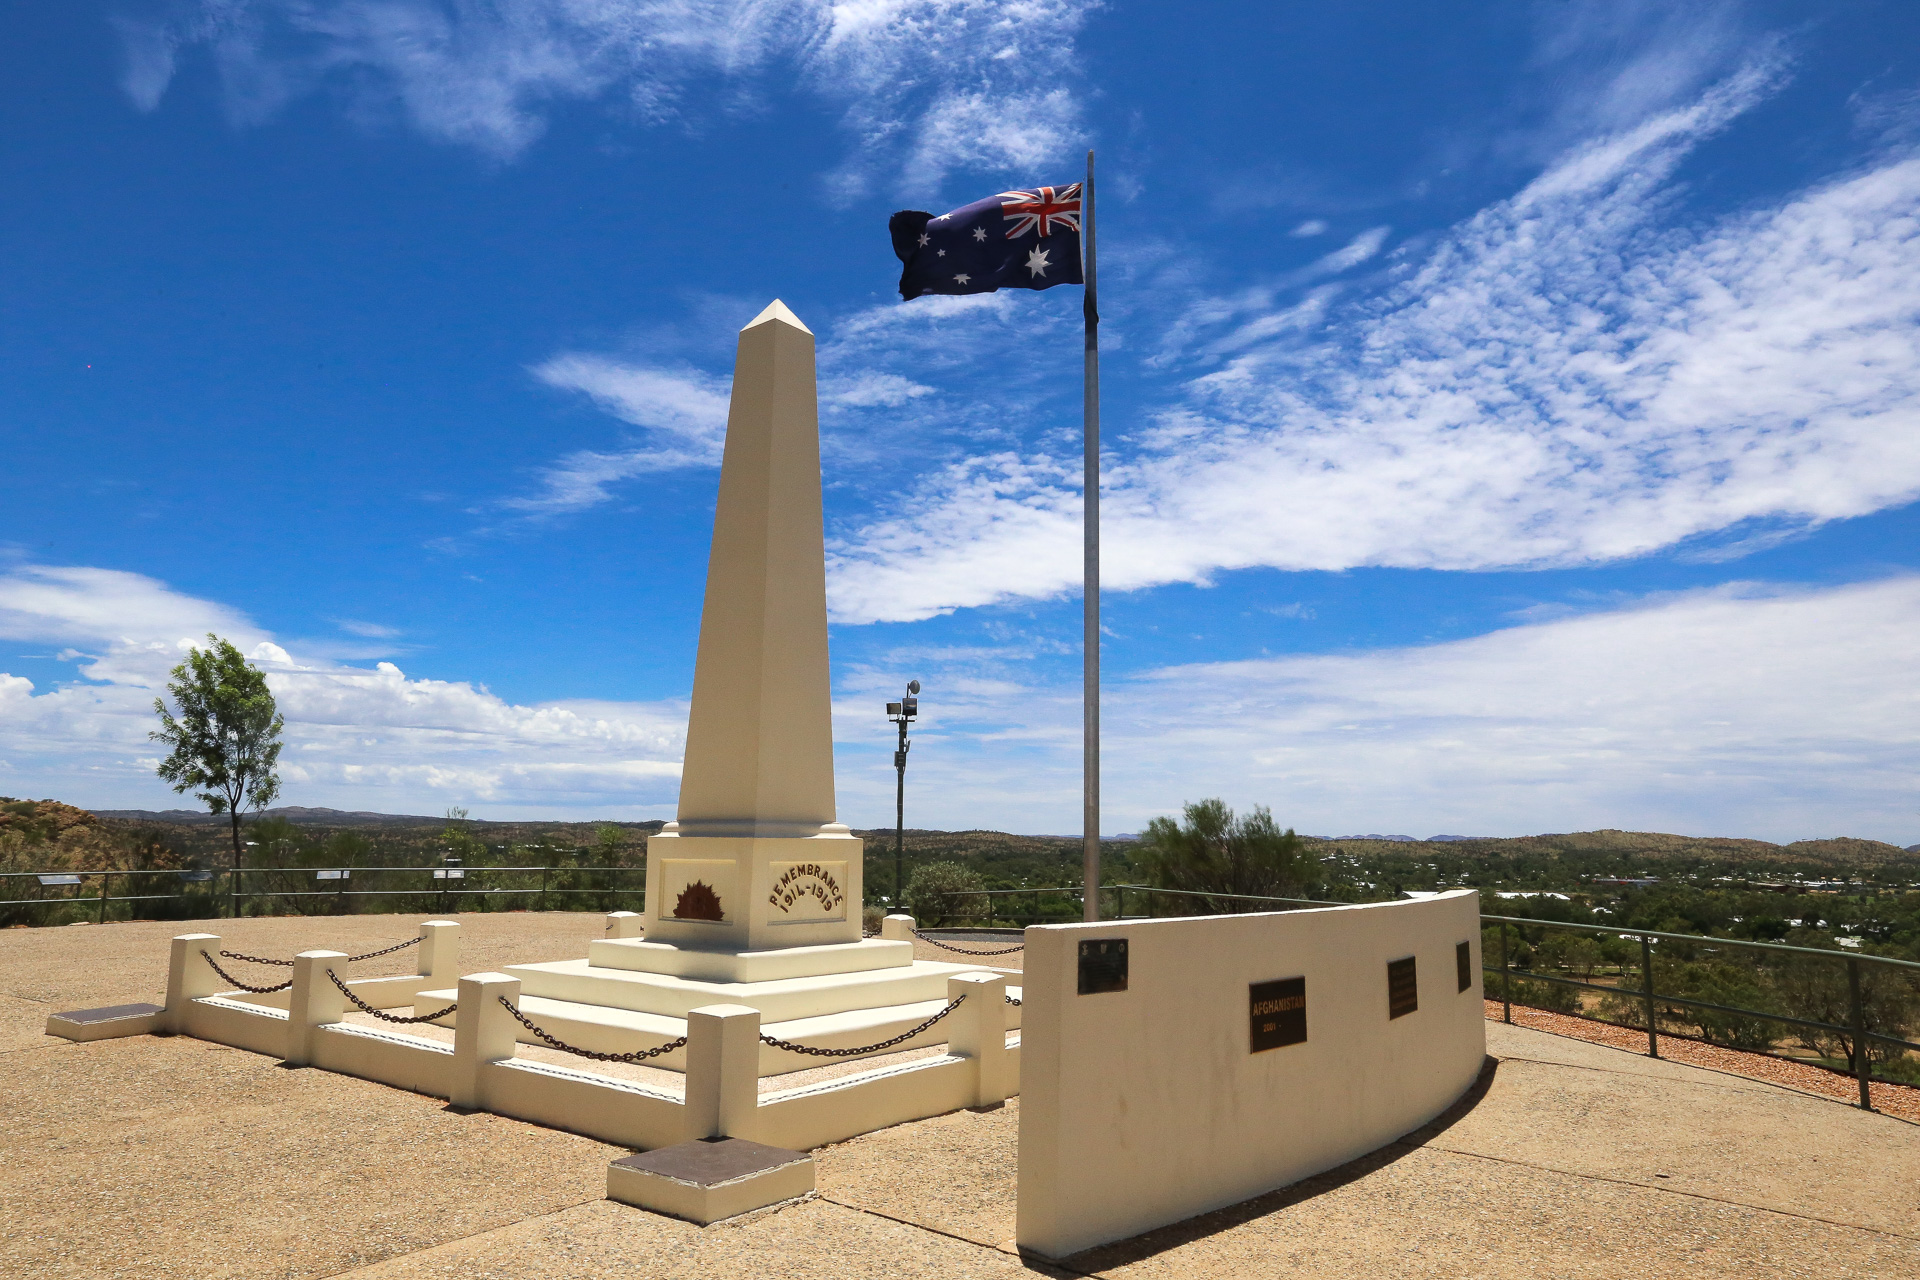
[119,0,1092,188]
[1289,220,1327,238]
[833,576,1920,844]
[509,357,733,513]
[0,564,685,816]
[826,65,1920,622]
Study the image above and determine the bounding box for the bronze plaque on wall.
[1078,938,1129,994]
[1249,977,1307,1052]
[1456,940,1473,992]
[1387,956,1419,1019]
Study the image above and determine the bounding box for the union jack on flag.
[998,184,1083,240]
[888,180,1086,299]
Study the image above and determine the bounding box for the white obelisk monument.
[642,300,864,954]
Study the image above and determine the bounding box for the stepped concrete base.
[607,1138,814,1224]
[586,936,911,983]
[500,955,988,1023]
[412,984,1024,1073]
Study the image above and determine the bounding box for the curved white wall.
[1016,890,1486,1258]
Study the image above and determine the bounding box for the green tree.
[907,862,987,927]
[1137,799,1318,913]
[151,635,284,878]
[593,824,626,866]
[440,807,486,863]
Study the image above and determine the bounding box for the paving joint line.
[817,1195,1100,1277]
[1496,1042,1920,1124]
[312,1196,605,1279]
[1416,1142,1920,1242]
[1495,1052,1786,1092]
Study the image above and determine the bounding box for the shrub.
[906,862,987,927]
[1136,799,1318,912]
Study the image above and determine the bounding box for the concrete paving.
[3,914,1916,1278]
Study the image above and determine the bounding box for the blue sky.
[3,0,1919,842]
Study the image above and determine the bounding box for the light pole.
[886,681,920,911]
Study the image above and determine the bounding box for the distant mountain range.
[90,806,445,827]
[1332,834,1492,843]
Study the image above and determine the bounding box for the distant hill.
[1307,828,1919,875]
[90,806,445,826]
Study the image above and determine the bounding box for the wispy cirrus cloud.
[508,357,733,514]
[824,62,1920,623]
[114,0,1094,192]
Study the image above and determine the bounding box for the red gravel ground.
[1485,999,1920,1123]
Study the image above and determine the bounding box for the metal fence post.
[1641,935,1659,1059]
[1501,923,1512,1024]
[97,872,110,925]
[1848,957,1872,1111]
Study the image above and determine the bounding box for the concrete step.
[499,956,995,1023]
[586,936,914,983]
[411,984,1023,1075]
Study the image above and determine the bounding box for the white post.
[684,1003,761,1141]
[605,911,644,939]
[286,950,349,1066]
[880,913,916,942]
[947,973,1012,1107]
[450,973,521,1110]
[164,933,223,1034]
[416,920,460,979]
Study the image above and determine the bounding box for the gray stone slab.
[613,1137,807,1187]
[52,1002,165,1025]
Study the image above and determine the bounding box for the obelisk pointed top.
[743,298,813,335]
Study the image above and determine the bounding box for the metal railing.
[1482,913,1920,1111]
[0,864,645,921]
[916,882,1338,926]
[933,884,1920,1108]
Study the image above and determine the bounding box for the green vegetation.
[1135,798,1320,910]
[905,862,987,927]
[150,635,285,870]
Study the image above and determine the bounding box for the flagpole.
[1082,149,1101,923]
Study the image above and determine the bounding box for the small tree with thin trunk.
[151,635,285,893]
[1137,798,1318,913]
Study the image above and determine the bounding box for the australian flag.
[890,184,1085,300]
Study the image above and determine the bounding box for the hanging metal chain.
[913,930,1024,956]
[346,936,422,962]
[327,968,457,1024]
[219,936,421,967]
[200,950,293,994]
[219,949,295,967]
[498,997,689,1064]
[759,994,965,1059]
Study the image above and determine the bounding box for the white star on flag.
[1025,247,1051,278]
[954,273,971,284]
[937,249,946,257]
[917,233,930,247]
[972,226,987,242]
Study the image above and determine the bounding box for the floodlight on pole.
[887,681,920,912]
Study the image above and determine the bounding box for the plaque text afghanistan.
[1249,977,1307,1052]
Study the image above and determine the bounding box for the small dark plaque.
[1387,955,1419,1019]
[1249,977,1306,1052]
[1077,938,1129,994]
[1456,940,1473,993]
